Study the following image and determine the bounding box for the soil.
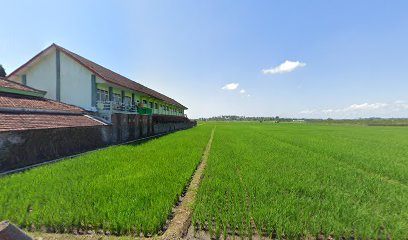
[160,127,215,240]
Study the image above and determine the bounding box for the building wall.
[0,114,195,174]
[24,52,57,100]
[60,52,93,110]
[0,125,112,173]
[12,48,185,115]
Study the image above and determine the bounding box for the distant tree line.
[197,115,301,123]
[197,116,408,126]
[308,117,408,126]
[0,64,6,78]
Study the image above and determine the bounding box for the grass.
[193,122,408,239]
[2,121,408,238]
[0,125,213,235]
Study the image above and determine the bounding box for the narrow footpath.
[161,127,215,240]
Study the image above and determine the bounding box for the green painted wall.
[112,88,121,95]
[96,83,109,91]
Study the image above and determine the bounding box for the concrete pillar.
[108,87,113,101]
[91,75,96,107]
[56,49,61,101]
[21,75,27,85]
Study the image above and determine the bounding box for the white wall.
[25,51,57,100]
[60,52,93,110]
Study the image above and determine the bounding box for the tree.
[0,65,6,78]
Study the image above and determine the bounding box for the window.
[113,93,121,104]
[149,101,153,108]
[155,103,159,109]
[97,89,109,101]
[143,100,147,104]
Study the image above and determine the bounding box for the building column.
[108,87,113,101]
[56,49,61,101]
[21,75,27,85]
[91,75,96,107]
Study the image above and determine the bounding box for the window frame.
[96,89,109,102]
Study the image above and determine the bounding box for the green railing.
[137,107,153,115]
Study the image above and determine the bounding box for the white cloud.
[297,100,408,119]
[239,89,246,94]
[394,101,408,110]
[221,83,239,90]
[262,60,306,75]
[343,103,387,111]
[300,110,315,114]
[322,109,334,113]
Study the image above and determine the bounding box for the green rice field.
[1,122,408,238]
[193,122,408,239]
[0,125,213,235]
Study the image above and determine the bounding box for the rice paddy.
[193,122,408,239]
[0,124,213,235]
[1,122,408,238]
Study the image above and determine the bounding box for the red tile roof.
[0,91,105,132]
[0,78,46,95]
[0,92,84,113]
[0,113,104,132]
[8,44,187,109]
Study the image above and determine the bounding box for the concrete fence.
[0,114,196,173]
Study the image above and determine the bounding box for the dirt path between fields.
[160,127,215,240]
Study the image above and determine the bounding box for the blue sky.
[2,0,408,119]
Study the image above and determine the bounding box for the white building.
[7,44,187,120]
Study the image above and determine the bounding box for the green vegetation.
[193,122,408,238]
[0,125,213,235]
[199,115,408,126]
[2,122,407,238]
[309,118,408,126]
[0,64,6,78]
